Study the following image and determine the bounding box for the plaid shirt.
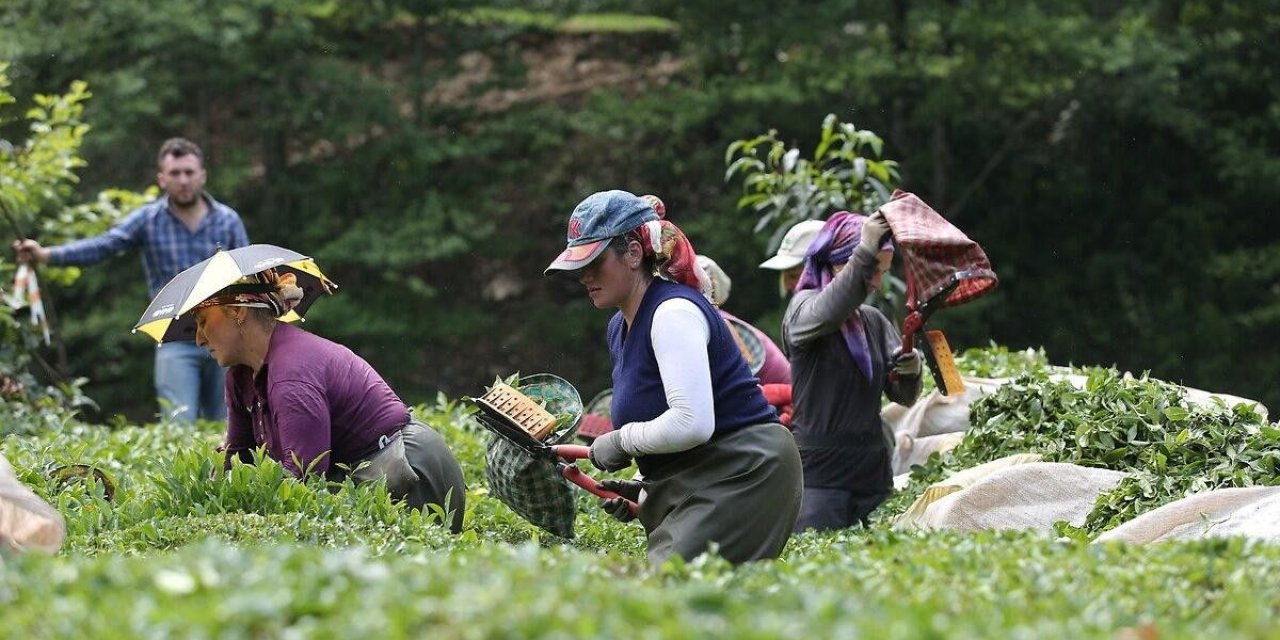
[49,194,250,296]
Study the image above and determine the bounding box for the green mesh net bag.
[476,374,583,538]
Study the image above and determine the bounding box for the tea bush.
[2,347,1279,637]
[884,364,1278,535]
[3,530,1280,638]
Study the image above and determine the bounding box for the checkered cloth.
[878,190,997,308]
[484,436,576,538]
[477,374,584,538]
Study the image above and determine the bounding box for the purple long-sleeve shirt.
[223,323,409,477]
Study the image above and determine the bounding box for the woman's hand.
[859,211,891,253]
[892,348,923,377]
[588,430,633,472]
[597,479,645,522]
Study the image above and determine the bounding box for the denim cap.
[544,190,659,275]
[759,219,826,270]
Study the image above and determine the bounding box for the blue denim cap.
[544,190,659,275]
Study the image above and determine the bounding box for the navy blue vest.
[608,280,777,475]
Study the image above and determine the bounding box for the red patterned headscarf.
[640,194,666,219]
[195,268,305,318]
[631,219,709,297]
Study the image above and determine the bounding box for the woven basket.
[723,315,766,375]
[478,381,559,442]
[473,373,584,538]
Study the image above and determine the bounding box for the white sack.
[892,431,966,477]
[0,454,65,553]
[1094,486,1280,544]
[883,376,1009,440]
[897,456,1128,534]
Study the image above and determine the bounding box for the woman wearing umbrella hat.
[192,267,467,532]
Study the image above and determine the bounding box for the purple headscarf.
[795,211,894,380]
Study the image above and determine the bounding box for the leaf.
[723,139,744,166]
[735,193,769,210]
[782,147,800,173]
[723,115,898,263]
[725,156,766,181]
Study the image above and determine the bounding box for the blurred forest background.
[1,0,1276,424]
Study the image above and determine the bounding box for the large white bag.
[0,454,65,553]
[882,376,1009,440]
[883,376,1009,476]
[1094,486,1280,544]
[896,455,1129,534]
[892,431,966,477]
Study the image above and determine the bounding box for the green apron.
[638,422,802,567]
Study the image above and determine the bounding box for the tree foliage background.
[1,0,1276,422]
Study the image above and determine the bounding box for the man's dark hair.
[156,138,204,168]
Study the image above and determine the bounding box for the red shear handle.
[898,310,923,355]
[551,444,592,460]
[890,310,924,383]
[552,445,640,518]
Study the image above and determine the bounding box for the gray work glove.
[597,479,645,523]
[588,429,633,472]
[892,348,923,377]
[859,211,891,253]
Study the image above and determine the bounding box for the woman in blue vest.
[545,190,803,567]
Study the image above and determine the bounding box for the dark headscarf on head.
[194,267,305,318]
[794,211,894,380]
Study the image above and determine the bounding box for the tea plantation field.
[3,348,1278,638]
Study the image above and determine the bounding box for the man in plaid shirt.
[13,138,249,423]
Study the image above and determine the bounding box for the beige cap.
[695,255,732,306]
[759,219,825,270]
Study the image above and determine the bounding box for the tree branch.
[945,108,1043,220]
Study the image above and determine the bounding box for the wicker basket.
[478,381,559,442]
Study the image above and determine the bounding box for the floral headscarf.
[640,194,666,219]
[795,211,894,380]
[194,267,305,318]
[631,219,710,297]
